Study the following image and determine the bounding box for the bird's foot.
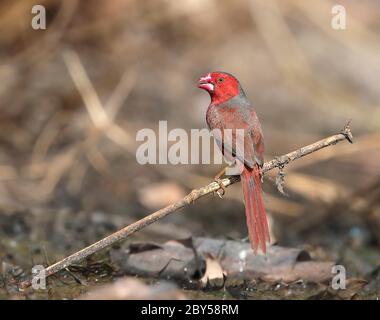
[214,178,226,199]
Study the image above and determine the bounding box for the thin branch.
[19,122,353,289]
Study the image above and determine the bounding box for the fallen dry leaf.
[79,277,186,300]
[199,254,225,289]
[113,237,336,285]
[137,182,186,209]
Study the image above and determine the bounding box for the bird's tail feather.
[241,165,270,253]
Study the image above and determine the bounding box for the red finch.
[198,71,270,253]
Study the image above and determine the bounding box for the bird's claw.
[214,178,226,199]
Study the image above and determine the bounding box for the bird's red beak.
[197,73,214,92]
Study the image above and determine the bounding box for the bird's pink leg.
[214,166,228,198]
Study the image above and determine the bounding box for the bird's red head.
[197,72,240,105]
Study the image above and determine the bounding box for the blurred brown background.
[0,0,379,279]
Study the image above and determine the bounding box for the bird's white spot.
[238,249,247,272]
[199,73,212,82]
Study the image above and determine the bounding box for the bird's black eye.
[217,77,224,83]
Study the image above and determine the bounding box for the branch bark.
[19,122,353,289]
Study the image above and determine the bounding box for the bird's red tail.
[240,165,270,253]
